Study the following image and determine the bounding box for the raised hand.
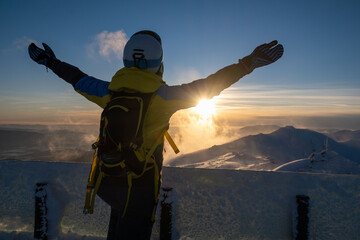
[28,43,58,69]
[240,40,284,73]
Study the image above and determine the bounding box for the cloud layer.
[214,85,360,116]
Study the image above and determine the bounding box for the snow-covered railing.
[1,160,360,239]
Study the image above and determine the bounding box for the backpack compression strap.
[164,131,179,154]
[122,128,170,218]
[83,137,100,214]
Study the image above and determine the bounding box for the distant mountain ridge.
[236,125,280,138]
[0,128,96,163]
[323,129,360,150]
[323,129,360,142]
[1,125,360,174]
[168,126,360,174]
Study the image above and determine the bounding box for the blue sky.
[0,0,360,129]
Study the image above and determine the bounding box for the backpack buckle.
[91,140,100,150]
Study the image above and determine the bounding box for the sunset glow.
[0,1,359,130]
[193,99,216,119]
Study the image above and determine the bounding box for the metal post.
[294,195,310,240]
[160,187,173,240]
[34,182,48,240]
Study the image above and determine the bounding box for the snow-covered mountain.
[1,125,360,175]
[273,149,360,174]
[167,126,360,174]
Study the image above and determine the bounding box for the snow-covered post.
[160,187,173,240]
[34,182,48,240]
[293,195,310,240]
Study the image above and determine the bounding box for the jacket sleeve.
[156,62,250,112]
[51,60,87,87]
[74,76,111,108]
[51,60,111,108]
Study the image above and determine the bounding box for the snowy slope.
[273,151,360,174]
[1,160,360,239]
[168,126,360,173]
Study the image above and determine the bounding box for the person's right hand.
[240,40,284,73]
[28,43,58,69]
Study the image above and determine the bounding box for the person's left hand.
[240,40,284,73]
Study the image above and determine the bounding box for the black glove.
[28,43,58,69]
[240,40,284,73]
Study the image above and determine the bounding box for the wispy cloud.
[87,30,128,61]
[0,36,37,53]
[214,85,360,115]
[0,92,101,125]
[13,36,37,50]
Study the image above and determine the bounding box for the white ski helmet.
[123,30,163,76]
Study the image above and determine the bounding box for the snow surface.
[1,160,360,239]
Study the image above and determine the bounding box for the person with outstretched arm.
[28,30,283,240]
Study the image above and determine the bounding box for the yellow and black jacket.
[52,63,250,152]
[52,60,249,216]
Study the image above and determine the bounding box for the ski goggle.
[124,53,163,70]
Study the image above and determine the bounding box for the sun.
[193,98,216,118]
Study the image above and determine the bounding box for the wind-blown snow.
[1,160,360,239]
[168,126,360,174]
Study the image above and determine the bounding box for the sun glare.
[193,99,216,118]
